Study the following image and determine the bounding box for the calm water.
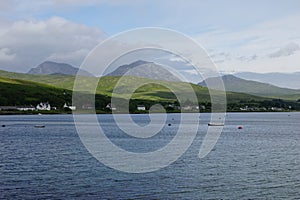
[1,112,300,199]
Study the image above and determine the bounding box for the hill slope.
[2,68,297,103]
[234,72,300,89]
[199,75,300,100]
[2,71,300,112]
[0,76,70,107]
[0,69,269,107]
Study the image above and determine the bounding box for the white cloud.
[269,42,300,58]
[0,16,105,71]
[168,55,185,62]
[0,0,144,15]
[220,51,300,73]
[46,49,91,64]
[0,48,15,61]
[195,14,300,73]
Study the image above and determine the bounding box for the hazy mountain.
[105,60,181,82]
[234,72,300,89]
[28,61,93,76]
[199,74,300,100]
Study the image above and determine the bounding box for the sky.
[0,0,300,74]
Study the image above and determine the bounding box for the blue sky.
[0,0,300,74]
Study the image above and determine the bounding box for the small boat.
[34,125,45,128]
[208,123,224,126]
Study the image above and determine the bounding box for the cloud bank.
[0,16,105,72]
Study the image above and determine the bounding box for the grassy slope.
[0,70,266,103]
[0,76,71,107]
[0,69,76,89]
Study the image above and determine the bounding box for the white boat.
[208,123,224,126]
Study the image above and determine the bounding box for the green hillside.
[0,70,267,104]
[199,75,300,100]
[0,69,76,89]
[0,76,113,111]
[0,76,70,107]
[1,70,300,112]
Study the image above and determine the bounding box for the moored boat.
[34,125,45,128]
[208,123,224,126]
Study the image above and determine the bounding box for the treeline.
[228,99,300,111]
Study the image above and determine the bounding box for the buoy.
[168,123,172,126]
[238,126,243,129]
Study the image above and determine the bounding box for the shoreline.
[0,110,299,115]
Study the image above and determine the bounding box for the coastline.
[1,109,298,115]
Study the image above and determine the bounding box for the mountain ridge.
[199,74,300,100]
[234,71,300,89]
[28,61,94,77]
[104,60,181,82]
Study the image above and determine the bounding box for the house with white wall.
[36,102,51,110]
[63,103,76,111]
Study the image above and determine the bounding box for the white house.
[36,102,51,110]
[106,103,116,111]
[63,103,76,111]
[137,105,146,111]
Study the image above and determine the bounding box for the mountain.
[105,60,181,82]
[28,61,93,77]
[199,75,300,100]
[234,72,300,89]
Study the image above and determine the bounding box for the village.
[0,100,295,113]
[0,101,203,113]
[0,102,76,112]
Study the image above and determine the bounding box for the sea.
[1,112,300,199]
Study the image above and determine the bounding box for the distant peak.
[27,60,93,76]
[222,74,241,79]
[129,60,152,67]
[39,61,73,67]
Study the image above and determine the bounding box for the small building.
[63,103,76,111]
[106,103,116,111]
[137,105,146,111]
[36,102,51,111]
[271,107,283,111]
[182,105,192,110]
[17,106,35,111]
